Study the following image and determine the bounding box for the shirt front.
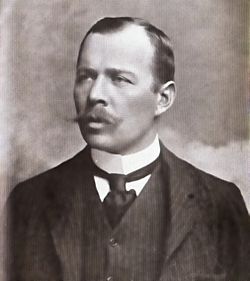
[91,135,160,201]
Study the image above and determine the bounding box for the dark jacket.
[6,144,250,281]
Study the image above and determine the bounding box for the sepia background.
[0,0,249,278]
[0,1,249,270]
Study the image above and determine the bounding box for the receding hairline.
[78,17,168,63]
[82,23,154,48]
[78,20,156,60]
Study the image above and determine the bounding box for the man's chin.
[82,133,116,153]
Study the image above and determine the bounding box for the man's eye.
[76,74,93,83]
[112,76,132,84]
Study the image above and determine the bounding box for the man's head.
[74,17,176,154]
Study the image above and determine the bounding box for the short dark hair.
[77,17,175,90]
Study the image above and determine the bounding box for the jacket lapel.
[160,144,208,263]
[45,147,95,281]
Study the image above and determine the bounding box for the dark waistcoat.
[81,162,169,281]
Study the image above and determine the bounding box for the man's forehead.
[78,25,154,72]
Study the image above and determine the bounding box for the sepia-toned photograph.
[1,1,249,280]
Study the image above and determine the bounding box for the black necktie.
[93,157,159,228]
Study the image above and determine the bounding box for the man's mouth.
[86,114,111,124]
[74,107,117,129]
[83,115,109,129]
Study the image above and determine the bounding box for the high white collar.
[91,135,160,175]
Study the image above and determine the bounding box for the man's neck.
[91,135,160,174]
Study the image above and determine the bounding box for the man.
[7,17,250,281]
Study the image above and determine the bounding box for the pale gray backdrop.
[0,1,249,279]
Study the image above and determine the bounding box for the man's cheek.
[74,93,87,111]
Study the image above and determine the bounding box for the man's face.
[74,25,160,154]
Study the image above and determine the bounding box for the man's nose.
[88,76,107,106]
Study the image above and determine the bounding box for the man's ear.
[155,80,176,117]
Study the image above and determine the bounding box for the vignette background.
[0,1,249,277]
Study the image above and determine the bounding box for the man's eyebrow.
[106,68,137,80]
[76,66,96,75]
[76,66,137,81]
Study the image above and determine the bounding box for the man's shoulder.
[8,147,90,204]
[9,144,247,215]
[162,144,248,214]
[161,142,235,187]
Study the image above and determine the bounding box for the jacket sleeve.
[212,181,250,280]
[5,182,62,281]
[229,185,250,280]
